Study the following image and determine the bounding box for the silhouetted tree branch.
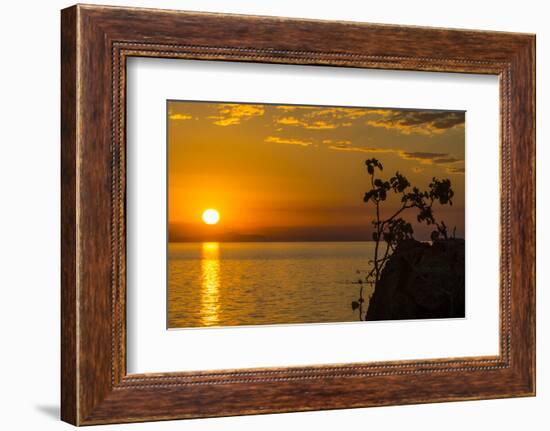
[351,158,456,320]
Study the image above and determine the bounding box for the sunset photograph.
[167,100,466,328]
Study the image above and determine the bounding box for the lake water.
[168,241,376,328]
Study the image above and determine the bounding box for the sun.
[202,208,220,225]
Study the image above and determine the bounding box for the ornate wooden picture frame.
[61,4,535,425]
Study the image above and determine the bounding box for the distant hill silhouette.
[169,225,376,243]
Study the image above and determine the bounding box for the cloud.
[276,116,337,129]
[327,144,400,156]
[306,121,338,130]
[169,113,193,121]
[323,141,380,153]
[273,106,464,135]
[401,151,450,164]
[209,104,264,126]
[327,145,373,152]
[322,139,352,146]
[447,166,465,174]
[265,136,313,147]
[402,151,449,159]
[305,107,372,120]
[277,117,301,126]
[274,107,373,130]
[401,152,465,166]
[328,145,464,169]
[276,106,298,112]
[433,157,461,164]
[367,110,465,135]
[263,130,465,173]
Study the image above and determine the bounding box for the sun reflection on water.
[200,242,220,326]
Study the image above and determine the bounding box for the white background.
[0,0,547,430]
[127,59,500,373]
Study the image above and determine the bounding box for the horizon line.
[168,238,464,244]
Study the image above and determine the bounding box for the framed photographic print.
[61,4,535,425]
[165,100,466,329]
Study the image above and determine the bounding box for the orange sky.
[168,100,465,242]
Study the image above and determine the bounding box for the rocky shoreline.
[366,239,465,321]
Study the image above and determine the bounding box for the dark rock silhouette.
[365,238,465,321]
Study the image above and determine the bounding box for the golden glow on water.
[168,241,378,328]
[200,242,221,326]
